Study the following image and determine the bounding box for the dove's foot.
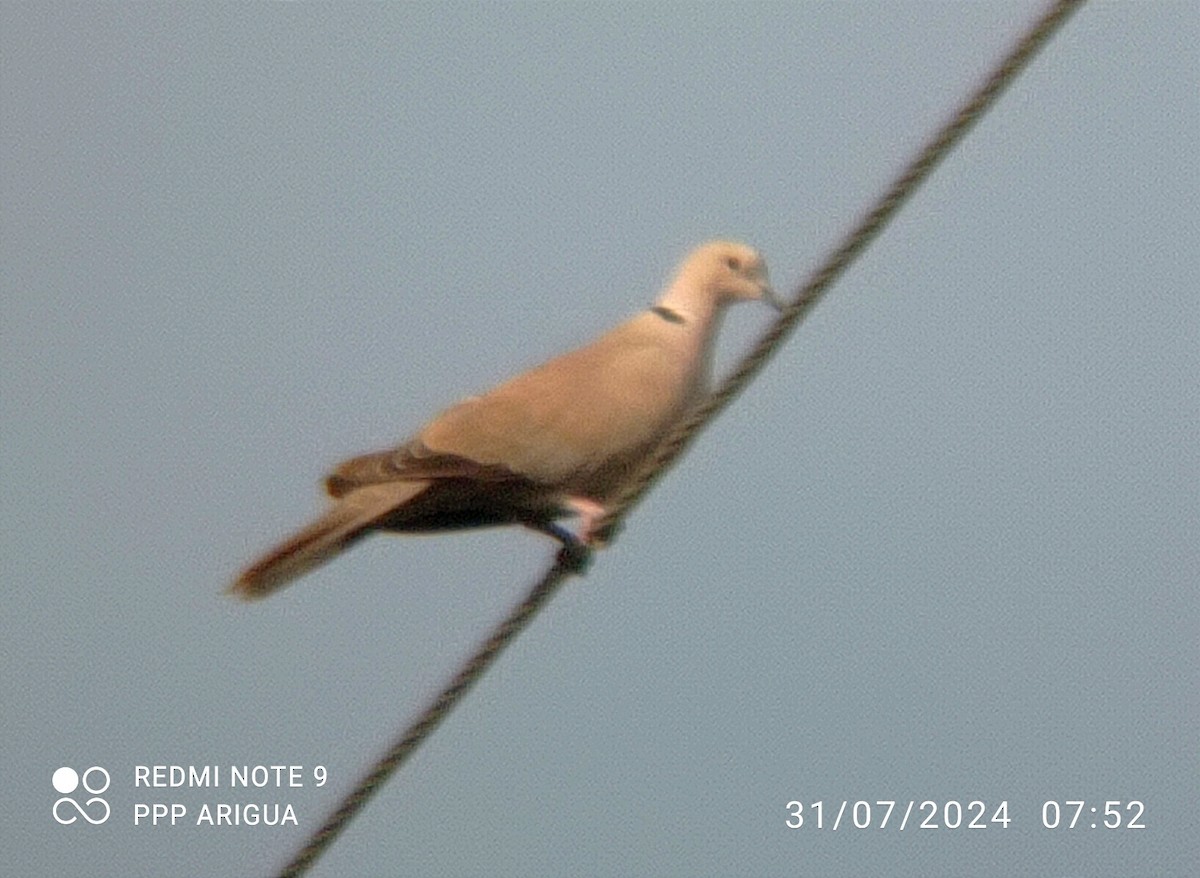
[523,520,592,574]
[555,538,592,574]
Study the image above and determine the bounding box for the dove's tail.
[229,482,428,600]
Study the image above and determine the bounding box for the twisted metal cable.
[274,2,1084,874]
[598,0,1086,529]
[276,542,589,878]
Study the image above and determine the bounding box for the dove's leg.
[564,497,618,547]
[527,520,580,546]
[522,496,613,552]
[521,498,608,542]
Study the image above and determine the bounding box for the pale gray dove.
[231,241,778,599]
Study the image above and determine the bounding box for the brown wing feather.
[324,311,696,499]
[325,445,522,498]
[417,316,693,484]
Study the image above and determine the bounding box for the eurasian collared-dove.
[231,241,778,599]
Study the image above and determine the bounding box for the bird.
[230,240,779,599]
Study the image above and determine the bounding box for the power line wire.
[274,2,1085,874]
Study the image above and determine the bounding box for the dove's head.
[666,241,781,314]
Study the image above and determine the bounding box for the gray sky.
[3,3,1196,876]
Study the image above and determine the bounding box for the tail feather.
[229,482,428,600]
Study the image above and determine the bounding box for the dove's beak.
[761,284,783,311]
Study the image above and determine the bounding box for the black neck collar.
[650,305,685,324]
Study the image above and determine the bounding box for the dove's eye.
[726,256,742,271]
